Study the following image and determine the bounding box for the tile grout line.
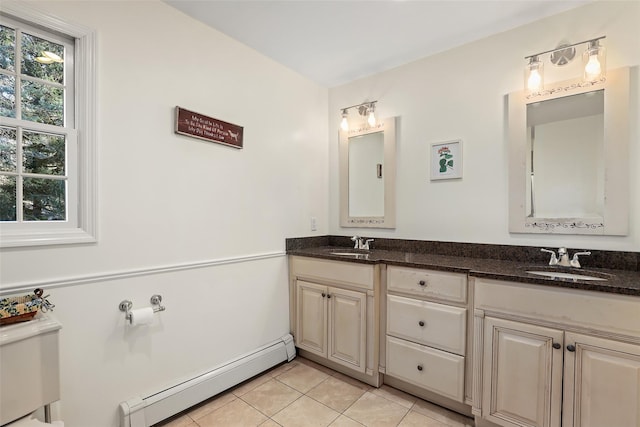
[287,360,411,426]
[243,369,339,426]
[268,368,368,426]
[272,378,343,425]
[243,387,305,422]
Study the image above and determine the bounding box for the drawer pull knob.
[552,342,561,349]
[418,280,426,286]
[567,344,576,352]
[417,365,423,371]
[418,320,425,327]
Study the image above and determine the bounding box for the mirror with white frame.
[508,67,630,235]
[339,117,396,228]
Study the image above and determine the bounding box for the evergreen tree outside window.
[0,6,96,247]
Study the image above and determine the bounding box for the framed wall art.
[430,140,463,180]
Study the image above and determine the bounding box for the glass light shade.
[340,116,349,131]
[367,110,376,127]
[340,115,349,131]
[583,43,606,82]
[525,57,544,94]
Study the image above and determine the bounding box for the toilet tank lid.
[0,312,62,346]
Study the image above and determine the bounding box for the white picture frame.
[430,139,463,180]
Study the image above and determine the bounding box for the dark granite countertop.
[287,245,640,296]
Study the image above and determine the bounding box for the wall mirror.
[508,67,630,235]
[339,117,396,228]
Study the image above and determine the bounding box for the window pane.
[23,130,65,175]
[0,74,16,118]
[21,79,63,125]
[0,25,16,72]
[0,126,17,171]
[23,177,65,221]
[0,174,17,221]
[21,32,63,84]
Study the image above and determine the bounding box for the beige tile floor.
[155,357,475,427]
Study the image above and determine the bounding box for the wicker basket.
[0,289,46,326]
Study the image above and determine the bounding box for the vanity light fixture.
[339,101,378,131]
[524,36,606,95]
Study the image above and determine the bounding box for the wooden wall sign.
[175,106,244,149]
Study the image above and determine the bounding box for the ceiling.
[165,0,591,87]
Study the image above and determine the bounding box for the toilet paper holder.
[119,295,166,324]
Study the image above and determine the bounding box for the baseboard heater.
[119,334,296,427]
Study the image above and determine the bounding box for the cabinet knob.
[567,344,576,352]
[327,294,331,299]
[417,365,423,371]
[552,342,561,349]
[418,320,425,327]
[321,293,326,298]
[418,280,426,286]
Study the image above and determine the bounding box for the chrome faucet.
[540,248,558,265]
[556,247,571,267]
[351,236,374,250]
[541,247,591,268]
[570,251,592,268]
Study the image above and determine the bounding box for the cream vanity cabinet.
[383,265,472,412]
[473,278,640,427]
[289,256,381,386]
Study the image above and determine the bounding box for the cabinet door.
[563,332,640,427]
[483,317,563,427]
[327,286,367,373]
[296,280,327,357]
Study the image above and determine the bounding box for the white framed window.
[0,4,96,247]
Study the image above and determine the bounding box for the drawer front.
[475,278,640,338]
[291,256,374,290]
[387,295,466,355]
[387,266,467,303]
[386,335,465,402]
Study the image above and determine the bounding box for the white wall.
[0,1,328,426]
[329,0,640,251]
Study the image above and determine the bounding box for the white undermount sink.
[526,270,608,281]
[330,251,368,257]
[329,251,370,259]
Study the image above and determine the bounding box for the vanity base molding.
[474,418,506,427]
[382,375,472,417]
[297,348,382,387]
